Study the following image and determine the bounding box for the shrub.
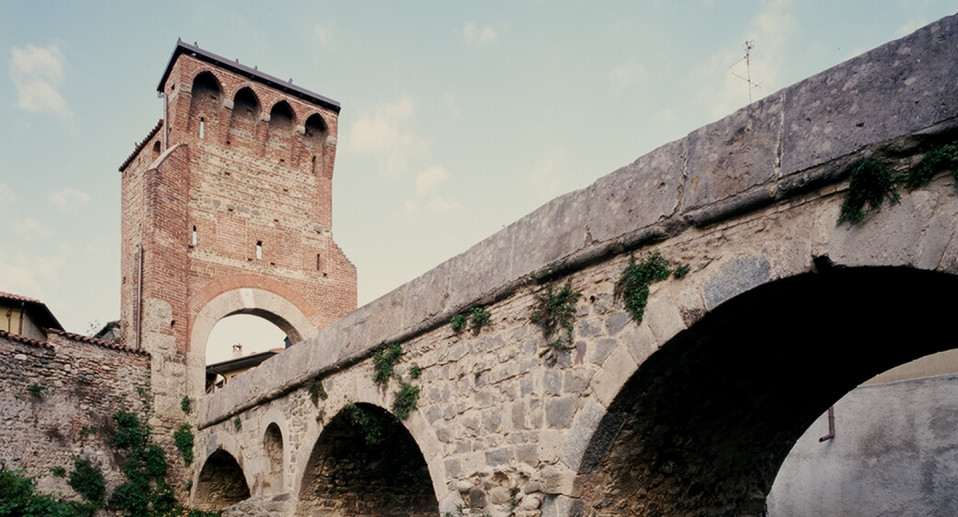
[530,282,582,365]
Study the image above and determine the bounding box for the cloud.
[348,96,427,176]
[609,62,647,91]
[416,165,449,193]
[463,21,500,47]
[314,23,335,49]
[0,183,49,237]
[49,188,90,212]
[694,0,795,119]
[9,44,71,118]
[404,196,460,214]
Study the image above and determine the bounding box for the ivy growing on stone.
[68,457,106,506]
[180,396,192,414]
[173,423,194,466]
[530,281,582,365]
[109,411,177,516]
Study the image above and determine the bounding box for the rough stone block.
[587,139,685,243]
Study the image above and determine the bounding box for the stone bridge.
[191,15,958,516]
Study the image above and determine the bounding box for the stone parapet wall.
[0,329,151,500]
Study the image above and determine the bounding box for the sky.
[1,1,954,363]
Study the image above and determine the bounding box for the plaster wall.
[768,374,958,517]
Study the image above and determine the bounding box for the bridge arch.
[294,401,441,517]
[193,431,252,512]
[572,265,958,515]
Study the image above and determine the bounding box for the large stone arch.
[295,402,438,516]
[572,266,958,515]
[187,277,319,397]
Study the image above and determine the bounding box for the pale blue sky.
[1,1,954,361]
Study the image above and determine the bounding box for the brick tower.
[119,40,356,425]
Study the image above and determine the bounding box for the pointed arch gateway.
[296,403,438,516]
[572,267,958,516]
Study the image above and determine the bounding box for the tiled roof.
[0,290,41,303]
[0,329,51,349]
[119,119,164,172]
[47,328,151,357]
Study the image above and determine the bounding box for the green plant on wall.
[392,382,420,420]
[109,411,176,516]
[308,378,328,406]
[904,142,958,191]
[450,313,467,333]
[345,403,387,445]
[173,423,195,466]
[469,306,492,334]
[838,158,900,224]
[180,396,192,414]
[530,281,582,365]
[614,253,672,325]
[68,457,106,506]
[232,416,242,431]
[373,343,403,388]
[27,384,47,400]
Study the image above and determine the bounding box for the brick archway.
[187,278,319,397]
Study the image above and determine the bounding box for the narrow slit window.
[316,253,322,272]
[191,226,197,246]
[311,155,317,175]
[256,241,263,260]
[199,117,205,139]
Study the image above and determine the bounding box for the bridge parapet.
[198,13,958,429]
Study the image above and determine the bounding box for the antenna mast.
[730,40,762,104]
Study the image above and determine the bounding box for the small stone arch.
[194,448,252,512]
[295,402,439,517]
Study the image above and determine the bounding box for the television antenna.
[730,40,763,104]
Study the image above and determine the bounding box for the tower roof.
[158,39,341,114]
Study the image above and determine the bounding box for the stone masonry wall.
[0,329,151,502]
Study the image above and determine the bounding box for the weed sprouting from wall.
[180,396,192,414]
[27,384,47,400]
[308,378,328,406]
[392,382,421,420]
[232,417,242,431]
[614,252,690,325]
[904,143,958,191]
[839,158,900,224]
[450,313,467,333]
[470,306,492,334]
[345,403,387,445]
[373,343,403,389]
[530,282,582,365]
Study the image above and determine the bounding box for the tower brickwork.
[119,41,357,433]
